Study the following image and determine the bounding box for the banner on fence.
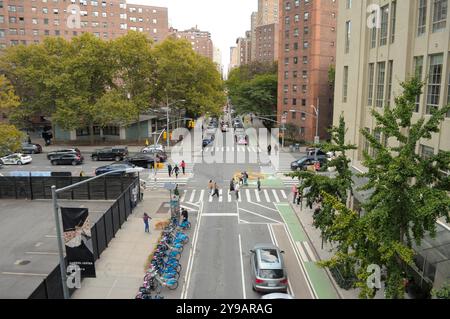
[61,207,96,278]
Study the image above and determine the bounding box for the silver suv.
[250,244,288,293]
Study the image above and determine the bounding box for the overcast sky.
[128,0,258,73]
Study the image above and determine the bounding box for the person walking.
[181,208,189,222]
[292,185,298,204]
[212,182,220,198]
[174,184,180,198]
[243,171,248,186]
[180,160,186,175]
[167,163,173,177]
[257,178,261,192]
[267,144,272,156]
[229,178,235,194]
[208,180,214,195]
[143,213,152,233]
[173,165,180,179]
[235,182,240,200]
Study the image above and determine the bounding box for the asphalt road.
[176,116,317,300]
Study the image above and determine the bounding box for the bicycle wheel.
[155,281,163,294]
[168,280,179,290]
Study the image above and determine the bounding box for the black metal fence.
[0,176,136,200]
[28,178,140,299]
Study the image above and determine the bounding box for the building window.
[291,111,296,120]
[390,1,396,43]
[426,54,443,114]
[432,0,448,32]
[345,20,351,53]
[103,126,120,136]
[370,11,377,48]
[283,98,288,105]
[343,66,349,103]
[376,62,386,108]
[367,63,375,106]
[284,85,288,93]
[414,56,424,112]
[418,0,428,36]
[293,84,297,92]
[420,144,435,159]
[363,128,371,154]
[293,98,297,106]
[386,61,394,106]
[379,5,389,46]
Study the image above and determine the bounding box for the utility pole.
[166,94,170,149]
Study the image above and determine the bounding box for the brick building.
[0,0,168,48]
[255,22,278,63]
[170,26,214,60]
[277,0,338,142]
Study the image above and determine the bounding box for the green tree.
[0,124,24,156]
[318,77,450,299]
[112,31,157,142]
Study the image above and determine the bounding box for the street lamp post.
[51,167,144,299]
[165,96,186,148]
[311,98,320,145]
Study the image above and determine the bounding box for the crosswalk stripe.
[232,147,234,152]
[263,190,270,202]
[216,147,220,152]
[181,190,186,202]
[189,190,196,203]
[199,190,205,202]
[219,189,223,202]
[226,147,230,152]
[238,190,242,202]
[296,242,309,262]
[254,189,261,202]
[246,189,251,202]
[228,189,232,202]
[280,190,287,199]
[272,189,280,203]
[209,191,213,202]
[303,242,317,262]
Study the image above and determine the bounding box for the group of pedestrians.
[167,160,187,178]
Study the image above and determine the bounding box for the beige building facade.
[170,26,214,60]
[334,0,450,170]
[258,0,279,26]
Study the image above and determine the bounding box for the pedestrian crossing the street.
[181,188,290,204]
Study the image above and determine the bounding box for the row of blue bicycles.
[135,216,192,299]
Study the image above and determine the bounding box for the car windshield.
[259,269,284,279]
[259,249,280,263]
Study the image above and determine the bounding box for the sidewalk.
[71,188,171,299]
[289,199,359,299]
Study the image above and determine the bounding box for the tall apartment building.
[228,46,239,73]
[213,46,223,76]
[258,0,279,25]
[255,22,278,63]
[0,0,169,48]
[277,0,338,142]
[236,32,251,66]
[334,0,450,169]
[250,11,258,61]
[170,26,214,60]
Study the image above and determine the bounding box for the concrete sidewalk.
[71,189,171,299]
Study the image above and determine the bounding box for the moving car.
[141,144,164,152]
[261,293,294,300]
[0,153,32,165]
[125,154,156,169]
[140,148,168,162]
[47,148,82,160]
[21,143,42,154]
[91,147,128,162]
[290,155,328,171]
[50,153,83,166]
[206,126,217,134]
[250,244,288,293]
[202,138,213,148]
[95,163,136,176]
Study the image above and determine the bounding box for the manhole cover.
[15,260,31,266]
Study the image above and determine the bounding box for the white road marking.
[199,189,205,202]
[228,190,232,202]
[209,192,213,202]
[245,189,251,202]
[25,252,57,255]
[303,241,317,262]
[238,191,242,202]
[2,272,47,277]
[239,207,282,224]
[247,200,279,212]
[189,190,196,203]
[280,190,287,199]
[296,241,309,262]
[254,189,261,202]
[267,224,275,244]
[202,213,239,217]
[263,189,270,202]
[272,189,280,203]
[181,190,187,202]
[219,189,223,202]
[238,234,246,300]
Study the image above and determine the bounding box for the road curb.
[288,201,344,299]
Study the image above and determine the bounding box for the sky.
[128,0,258,73]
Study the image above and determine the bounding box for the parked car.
[125,154,156,169]
[91,147,128,162]
[141,144,164,152]
[141,147,167,160]
[305,148,327,157]
[21,143,42,154]
[50,153,83,166]
[47,148,82,160]
[290,155,328,171]
[95,163,136,176]
[250,244,288,293]
[0,153,32,165]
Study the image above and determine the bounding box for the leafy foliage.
[0,124,24,156]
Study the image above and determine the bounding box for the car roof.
[255,246,283,268]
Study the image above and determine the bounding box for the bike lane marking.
[275,203,339,299]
